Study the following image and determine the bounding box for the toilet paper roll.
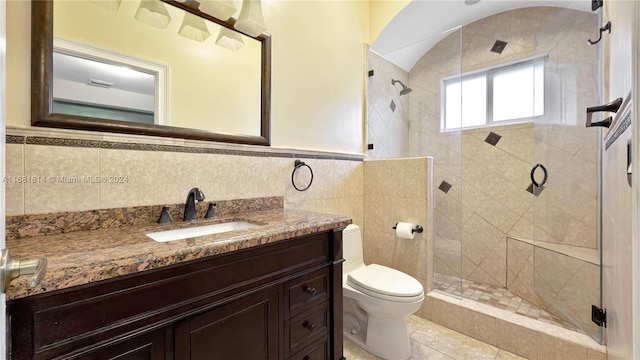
[395,222,416,239]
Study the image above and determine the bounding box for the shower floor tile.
[432,273,580,332]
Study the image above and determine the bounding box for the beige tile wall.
[362,157,433,316]
[405,7,600,326]
[5,142,364,228]
[366,50,410,160]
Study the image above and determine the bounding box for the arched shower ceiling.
[371,0,592,72]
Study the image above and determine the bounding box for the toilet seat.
[346,264,424,303]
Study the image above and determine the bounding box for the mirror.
[32,0,271,146]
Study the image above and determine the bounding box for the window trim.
[440,54,549,132]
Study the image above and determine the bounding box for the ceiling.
[371,0,594,71]
[53,52,155,95]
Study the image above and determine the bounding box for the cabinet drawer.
[285,268,330,318]
[285,302,329,358]
[288,336,329,360]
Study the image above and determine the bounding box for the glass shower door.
[530,7,603,343]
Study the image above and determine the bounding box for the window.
[442,56,546,131]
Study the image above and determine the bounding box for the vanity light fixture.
[90,0,122,11]
[199,0,237,21]
[215,27,245,52]
[234,0,267,37]
[135,0,172,29]
[179,12,211,42]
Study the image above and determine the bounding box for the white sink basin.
[146,221,260,242]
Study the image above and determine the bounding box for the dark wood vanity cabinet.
[7,228,346,360]
[75,328,168,360]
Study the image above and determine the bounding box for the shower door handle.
[530,164,548,188]
[585,97,623,128]
[586,98,623,114]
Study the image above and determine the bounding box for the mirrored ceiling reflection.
[52,0,263,136]
[53,51,157,124]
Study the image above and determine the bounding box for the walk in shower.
[367,6,603,343]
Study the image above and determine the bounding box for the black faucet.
[183,187,206,221]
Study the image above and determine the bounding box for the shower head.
[400,87,413,96]
[391,79,412,96]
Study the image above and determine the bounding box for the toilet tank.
[342,224,365,274]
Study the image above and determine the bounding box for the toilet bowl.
[342,224,424,360]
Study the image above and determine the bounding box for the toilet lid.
[347,264,423,298]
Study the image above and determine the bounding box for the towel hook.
[587,21,611,45]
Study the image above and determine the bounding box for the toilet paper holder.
[393,223,423,233]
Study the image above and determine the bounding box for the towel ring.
[530,163,548,188]
[291,160,313,191]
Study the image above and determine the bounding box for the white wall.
[6,0,369,154]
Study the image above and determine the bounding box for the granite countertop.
[6,209,351,301]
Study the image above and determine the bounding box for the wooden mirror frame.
[31,0,271,146]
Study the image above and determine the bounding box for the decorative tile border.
[99,141,159,152]
[605,109,631,150]
[6,196,284,240]
[6,135,26,144]
[25,136,102,148]
[7,134,364,162]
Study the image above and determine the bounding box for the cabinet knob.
[305,286,316,295]
[303,320,316,332]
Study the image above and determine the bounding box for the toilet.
[342,224,424,360]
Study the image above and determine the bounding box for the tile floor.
[432,273,579,332]
[343,315,526,360]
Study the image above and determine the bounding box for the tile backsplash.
[5,131,364,229]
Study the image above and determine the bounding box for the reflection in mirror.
[32,0,271,146]
[53,42,160,125]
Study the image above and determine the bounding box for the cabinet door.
[174,287,279,360]
[75,328,167,360]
